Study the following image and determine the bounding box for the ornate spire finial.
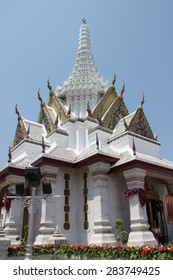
[96,133,99,150]
[140,92,145,108]
[123,118,129,130]
[112,73,116,87]
[47,79,53,94]
[15,104,21,121]
[87,101,92,116]
[82,17,86,24]
[8,146,12,163]
[38,89,43,107]
[120,81,125,98]
[42,136,45,153]
[132,138,136,156]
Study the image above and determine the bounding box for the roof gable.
[102,96,129,129]
[91,86,117,119]
[13,117,28,147]
[48,91,68,123]
[128,107,154,140]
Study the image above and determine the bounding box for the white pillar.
[34,183,55,244]
[4,186,24,245]
[123,168,157,246]
[34,166,62,245]
[89,162,116,245]
[25,187,36,260]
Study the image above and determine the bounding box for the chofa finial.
[112,73,116,87]
[47,79,53,94]
[8,146,12,163]
[87,101,92,116]
[38,89,43,107]
[42,136,45,153]
[140,92,145,107]
[120,81,125,98]
[123,118,129,130]
[132,138,136,156]
[96,133,99,150]
[15,104,21,121]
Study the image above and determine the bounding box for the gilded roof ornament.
[120,81,125,98]
[87,101,92,116]
[112,73,116,87]
[132,138,136,156]
[96,133,99,150]
[42,136,45,153]
[15,104,22,121]
[47,79,53,95]
[123,118,129,130]
[8,146,12,163]
[140,93,145,108]
[38,89,44,107]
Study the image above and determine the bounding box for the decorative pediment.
[37,105,56,134]
[102,96,129,130]
[48,91,68,123]
[37,89,56,133]
[128,107,155,140]
[12,105,28,147]
[91,86,118,119]
[13,118,27,147]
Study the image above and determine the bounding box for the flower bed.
[7,244,173,260]
[8,244,55,257]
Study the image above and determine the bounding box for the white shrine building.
[0,19,173,247]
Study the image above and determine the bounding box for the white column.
[4,185,24,245]
[34,166,60,244]
[89,162,116,245]
[123,168,157,246]
[25,187,36,260]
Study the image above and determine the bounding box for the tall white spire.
[58,18,108,117]
[78,17,91,54]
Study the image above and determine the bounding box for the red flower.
[159,245,164,251]
[141,250,147,256]
[125,188,146,207]
[168,247,173,252]
[113,245,120,249]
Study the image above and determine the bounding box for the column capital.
[123,168,146,189]
[4,175,25,188]
[88,162,110,174]
[40,165,59,178]
[123,168,146,180]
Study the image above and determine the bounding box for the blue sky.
[0,0,173,168]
